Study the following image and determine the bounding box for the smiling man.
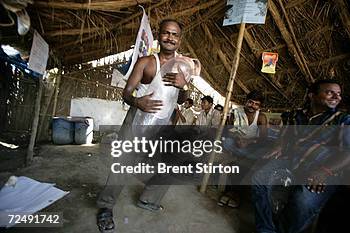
[251,79,350,233]
[96,19,189,233]
[224,90,268,154]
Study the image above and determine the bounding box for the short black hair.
[246,90,264,104]
[214,104,223,111]
[201,95,213,104]
[159,19,183,32]
[308,79,341,95]
[186,98,194,105]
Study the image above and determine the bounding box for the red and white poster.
[261,52,278,74]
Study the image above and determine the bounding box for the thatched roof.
[3,0,350,109]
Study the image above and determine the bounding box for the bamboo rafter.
[268,0,314,84]
[332,0,350,39]
[54,0,219,48]
[35,0,152,11]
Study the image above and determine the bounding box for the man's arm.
[177,90,189,104]
[307,116,350,193]
[211,110,222,127]
[122,57,163,113]
[122,57,146,106]
[176,108,187,124]
[257,112,268,143]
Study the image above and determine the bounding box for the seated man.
[217,90,268,208]
[252,79,350,233]
[223,90,268,159]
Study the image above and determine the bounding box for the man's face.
[311,83,342,109]
[158,22,181,52]
[184,101,191,109]
[244,99,261,113]
[201,100,212,111]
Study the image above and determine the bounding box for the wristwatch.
[182,84,189,91]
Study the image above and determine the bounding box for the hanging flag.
[28,30,49,75]
[124,7,154,80]
[261,52,278,74]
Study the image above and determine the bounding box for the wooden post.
[52,72,61,116]
[201,24,250,94]
[200,22,246,193]
[26,78,43,165]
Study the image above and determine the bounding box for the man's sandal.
[227,197,240,208]
[137,200,164,212]
[217,195,230,206]
[97,208,115,233]
[217,194,240,208]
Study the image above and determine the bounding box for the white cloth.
[230,106,259,138]
[136,53,160,98]
[196,108,221,127]
[177,107,194,125]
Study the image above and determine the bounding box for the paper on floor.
[0,176,69,227]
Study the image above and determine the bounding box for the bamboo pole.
[200,23,246,193]
[201,23,250,94]
[37,81,55,140]
[214,22,290,101]
[52,73,61,117]
[26,78,43,165]
[35,1,152,11]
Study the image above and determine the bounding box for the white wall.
[70,98,128,130]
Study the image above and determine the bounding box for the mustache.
[163,40,176,45]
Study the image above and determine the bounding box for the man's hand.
[236,138,249,148]
[306,168,329,194]
[162,65,187,89]
[263,145,283,159]
[136,92,163,113]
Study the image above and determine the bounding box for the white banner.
[124,8,154,80]
[223,0,268,26]
[28,30,49,75]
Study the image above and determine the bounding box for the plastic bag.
[132,56,200,128]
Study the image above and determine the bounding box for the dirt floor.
[0,143,256,233]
